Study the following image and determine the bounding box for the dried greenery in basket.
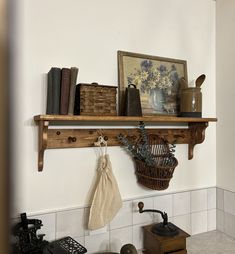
[117,122,176,167]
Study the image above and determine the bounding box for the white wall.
[11,0,216,215]
[216,0,235,192]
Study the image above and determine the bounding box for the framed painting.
[118,51,188,116]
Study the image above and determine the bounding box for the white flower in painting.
[149,80,156,89]
[158,76,172,89]
[140,71,148,81]
[132,74,142,86]
[155,71,161,83]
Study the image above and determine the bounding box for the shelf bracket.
[188,122,208,159]
[38,120,49,171]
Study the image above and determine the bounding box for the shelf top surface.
[34,115,217,123]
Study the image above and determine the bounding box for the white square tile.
[216,209,224,232]
[56,208,85,239]
[191,189,207,213]
[173,214,191,234]
[133,223,145,250]
[224,190,235,216]
[207,209,216,231]
[84,207,90,236]
[110,226,132,253]
[207,187,216,210]
[28,213,56,241]
[173,192,190,216]
[88,226,109,236]
[74,236,85,247]
[217,188,224,210]
[224,212,235,238]
[133,197,154,225]
[154,194,173,220]
[191,211,207,235]
[110,201,132,230]
[85,232,109,253]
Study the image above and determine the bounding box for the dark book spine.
[46,69,53,114]
[68,67,79,115]
[52,68,61,114]
[60,68,71,115]
[73,85,80,115]
[47,67,61,114]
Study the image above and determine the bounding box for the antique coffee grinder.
[138,202,190,254]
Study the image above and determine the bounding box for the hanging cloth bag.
[88,143,122,230]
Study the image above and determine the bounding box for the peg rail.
[34,115,217,171]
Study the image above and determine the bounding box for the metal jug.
[179,74,205,118]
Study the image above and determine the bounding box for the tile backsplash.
[216,187,235,239]
[11,187,216,253]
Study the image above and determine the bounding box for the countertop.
[138,230,235,254]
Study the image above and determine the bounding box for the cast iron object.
[120,244,138,254]
[12,213,48,254]
[123,84,142,116]
[138,202,179,237]
[47,236,87,254]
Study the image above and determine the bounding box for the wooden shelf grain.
[34,115,217,123]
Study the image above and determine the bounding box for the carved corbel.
[188,122,208,159]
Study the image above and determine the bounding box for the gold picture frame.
[118,51,188,116]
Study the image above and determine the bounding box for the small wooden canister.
[180,87,202,117]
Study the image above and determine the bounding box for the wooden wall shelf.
[34,115,217,171]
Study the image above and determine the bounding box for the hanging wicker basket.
[134,134,178,190]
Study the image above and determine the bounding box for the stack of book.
[46,67,79,115]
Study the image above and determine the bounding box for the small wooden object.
[143,223,190,254]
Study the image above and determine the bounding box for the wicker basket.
[134,134,178,190]
[74,83,117,116]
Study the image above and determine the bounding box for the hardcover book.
[68,67,79,115]
[60,68,71,115]
[46,67,61,114]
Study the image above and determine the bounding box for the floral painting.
[118,51,188,116]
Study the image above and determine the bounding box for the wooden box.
[143,223,190,254]
[74,83,117,116]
